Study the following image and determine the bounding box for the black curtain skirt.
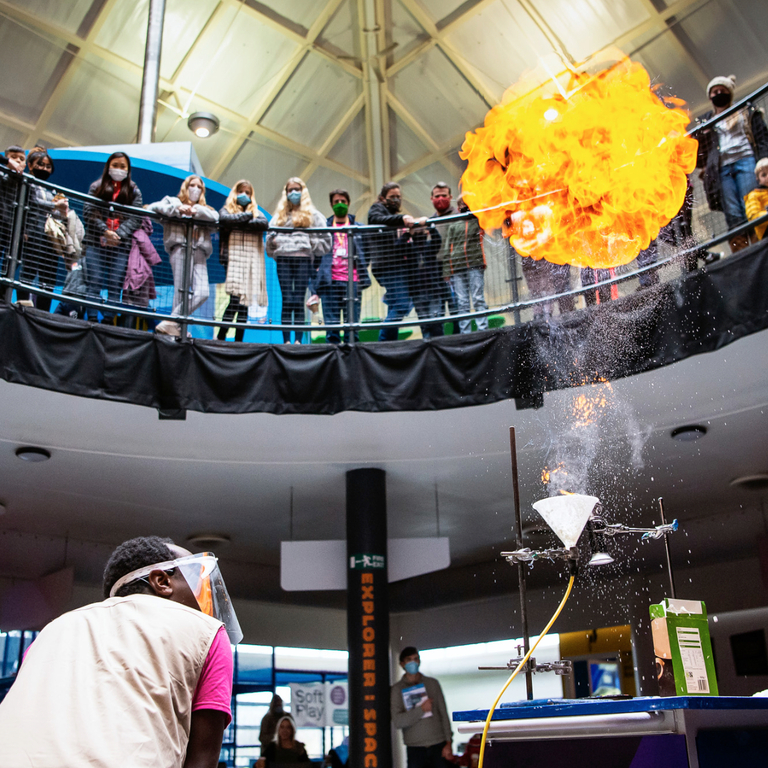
[1,239,766,415]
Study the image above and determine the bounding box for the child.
[745,158,768,241]
[4,145,26,174]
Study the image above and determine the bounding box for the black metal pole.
[346,231,355,344]
[658,498,677,599]
[178,220,193,340]
[509,427,533,699]
[4,179,27,303]
[346,468,391,768]
[507,242,522,326]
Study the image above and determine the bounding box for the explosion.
[460,52,698,269]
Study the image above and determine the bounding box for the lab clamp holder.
[479,643,574,676]
[492,428,680,698]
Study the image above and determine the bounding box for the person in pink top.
[0,536,240,768]
[314,189,371,344]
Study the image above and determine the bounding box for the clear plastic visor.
[109,552,243,644]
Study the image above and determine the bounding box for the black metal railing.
[0,79,766,344]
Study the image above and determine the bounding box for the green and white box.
[649,598,719,697]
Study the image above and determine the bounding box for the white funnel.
[532,494,599,548]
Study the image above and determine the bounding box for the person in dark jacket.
[438,195,488,333]
[217,180,269,342]
[82,152,143,322]
[408,218,444,339]
[259,716,310,767]
[429,183,460,334]
[315,189,370,344]
[17,151,60,311]
[696,75,768,252]
[367,182,425,341]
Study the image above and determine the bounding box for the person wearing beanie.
[696,74,768,252]
[744,158,768,241]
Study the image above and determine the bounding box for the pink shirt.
[192,625,233,724]
[331,221,357,282]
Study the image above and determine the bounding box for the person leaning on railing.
[82,152,143,323]
[146,175,219,337]
[695,75,768,253]
[745,158,768,241]
[16,150,61,312]
[437,193,489,334]
[266,177,331,344]
[217,180,269,343]
[367,182,425,342]
[314,188,370,344]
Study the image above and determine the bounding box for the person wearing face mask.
[314,189,371,344]
[391,647,453,768]
[696,75,768,253]
[16,151,64,312]
[367,182,426,341]
[429,183,460,334]
[83,152,143,323]
[217,181,269,342]
[146,175,219,337]
[266,178,330,343]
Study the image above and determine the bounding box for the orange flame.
[459,50,698,269]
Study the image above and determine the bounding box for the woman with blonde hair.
[266,177,330,343]
[217,180,268,342]
[146,175,219,336]
[259,716,310,767]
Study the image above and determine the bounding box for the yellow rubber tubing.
[477,574,576,768]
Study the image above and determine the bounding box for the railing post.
[4,178,27,303]
[178,219,193,341]
[507,240,522,326]
[346,227,355,344]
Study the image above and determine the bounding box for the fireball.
[460,52,698,269]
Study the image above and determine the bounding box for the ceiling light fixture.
[186,533,231,550]
[15,446,51,462]
[187,111,220,139]
[730,474,768,492]
[670,424,707,441]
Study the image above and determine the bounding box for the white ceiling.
[0,325,766,607]
[0,0,766,213]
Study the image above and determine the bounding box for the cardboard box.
[649,598,718,696]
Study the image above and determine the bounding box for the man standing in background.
[391,646,453,768]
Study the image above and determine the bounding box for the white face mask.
[188,186,202,203]
[109,167,128,182]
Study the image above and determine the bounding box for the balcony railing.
[0,80,766,345]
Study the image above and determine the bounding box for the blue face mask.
[287,190,302,206]
[404,661,419,675]
[236,193,251,208]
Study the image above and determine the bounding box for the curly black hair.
[102,536,175,599]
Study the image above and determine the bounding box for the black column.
[346,468,391,768]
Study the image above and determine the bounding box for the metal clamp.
[501,546,578,564]
[590,516,678,540]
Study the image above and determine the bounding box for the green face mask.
[332,201,349,217]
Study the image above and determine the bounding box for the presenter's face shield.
[109,552,243,644]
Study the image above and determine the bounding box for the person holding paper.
[391,646,453,768]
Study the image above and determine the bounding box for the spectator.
[409,219,444,340]
[266,177,330,344]
[83,152,143,323]
[258,694,285,754]
[48,191,87,320]
[17,151,60,311]
[696,75,768,253]
[745,157,768,241]
[391,646,453,768]
[579,265,613,307]
[146,175,219,337]
[438,194,488,334]
[217,180,269,343]
[0,150,23,283]
[315,189,370,344]
[368,182,424,341]
[259,716,311,767]
[429,182,460,333]
[522,256,574,316]
[0,535,238,767]
[4,145,26,174]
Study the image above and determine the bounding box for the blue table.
[454,697,768,768]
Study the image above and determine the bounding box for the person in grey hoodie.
[146,175,219,337]
[266,177,330,343]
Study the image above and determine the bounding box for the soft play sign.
[289,681,349,727]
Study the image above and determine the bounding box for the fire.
[459,50,698,269]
